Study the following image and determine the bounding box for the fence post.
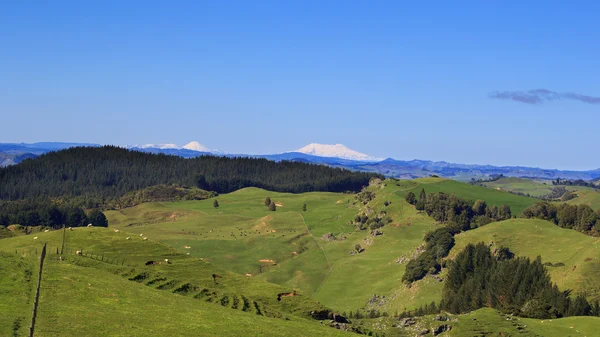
[60,225,66,255]
[29,243,47,337]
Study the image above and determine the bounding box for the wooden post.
[29,243,47,337]
[60,225,66,255]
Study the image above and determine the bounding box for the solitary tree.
[213,200,219,208]
[269,201,276,212]
[416,188,427,211]
[264,197,271,206]
[302,204,307,212]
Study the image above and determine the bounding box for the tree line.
[553,178,599,189]
[441,242,599,319]
[521,202,600,236]
[0,146,379,201]
[0,199,107,229]
[402,189,512,283]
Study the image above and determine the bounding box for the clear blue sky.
[1,1,598,170]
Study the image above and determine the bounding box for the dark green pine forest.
[0,146,379,228]
[0,146,379,200]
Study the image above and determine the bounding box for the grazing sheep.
[114,229,120,233]
[87,224,93,227]
[44,229,49,233]
[245,273,252,277]
[143,237,148,241]
[33,236,38,240]
[126,237,131,240]
[139,233,143,237]
[186,253,190,255]
[69,227,73,231]
[76,250,82,256]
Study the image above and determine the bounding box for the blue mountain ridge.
[1,143,599,181]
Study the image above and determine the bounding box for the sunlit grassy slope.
[0,251,353,337]
[403,178,539,215]
[451,218,600,301]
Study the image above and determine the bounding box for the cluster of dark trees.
[406,189,511,233]
[441,243,600,318]
[553,178,599,189]
[264,197,277,211]
[469,174,504,184]
[402,227,454,283]
[521,202,600,236]
[354,211,392,231]
[0,200,107,228]
[402,189,513,283]
[0,146,379,201]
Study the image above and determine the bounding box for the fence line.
[29,243,46,337]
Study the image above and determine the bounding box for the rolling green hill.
[477,176,600,210]
[479,177,556,197]
[0,251,353,337]
[400,178,539,215]
[450,218,600,301]
[3,178,599,336]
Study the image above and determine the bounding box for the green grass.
[478,177,600,210]
[0,253,34,337]
[449,308,600,337]
[99,181,547,314]
[404,178,539,215]
[451,218,600,301]
[480,177,556,197]
[0,252,353,337]
[103,185,444,313]
[565,189,600,210]
[3,179,600,335]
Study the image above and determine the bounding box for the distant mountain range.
[1,141,599,181]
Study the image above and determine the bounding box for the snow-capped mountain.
[183,141,211,152]
[294,143,380,161]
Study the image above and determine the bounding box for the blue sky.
[1,1,598,170]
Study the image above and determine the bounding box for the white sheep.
[143,237,148,241]
[76,250,82,255]
[44,229,49,233]
[69,227,73,231]
[87,224,93,227]
[139,233,143,237]
[33,236,38,240]
[126,236,131,240]
[114,229,120,233]
[164,259,169,263]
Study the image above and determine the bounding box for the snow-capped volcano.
[294,143,380,161]
[183,141,211,152]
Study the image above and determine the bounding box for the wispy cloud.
[489,89,600,105]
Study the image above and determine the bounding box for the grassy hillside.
[0,252,353,337]
[479,177,555,197]
[103,185,445,314]
[566,189,600,210]
[450,218,600,301]
[100,180,547,314]
[478,177,600,210]
[3,180,600,335]
[450,308,600,337]
[401,178,538,215]
[357,308,600,336]
[0,226,340,321]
